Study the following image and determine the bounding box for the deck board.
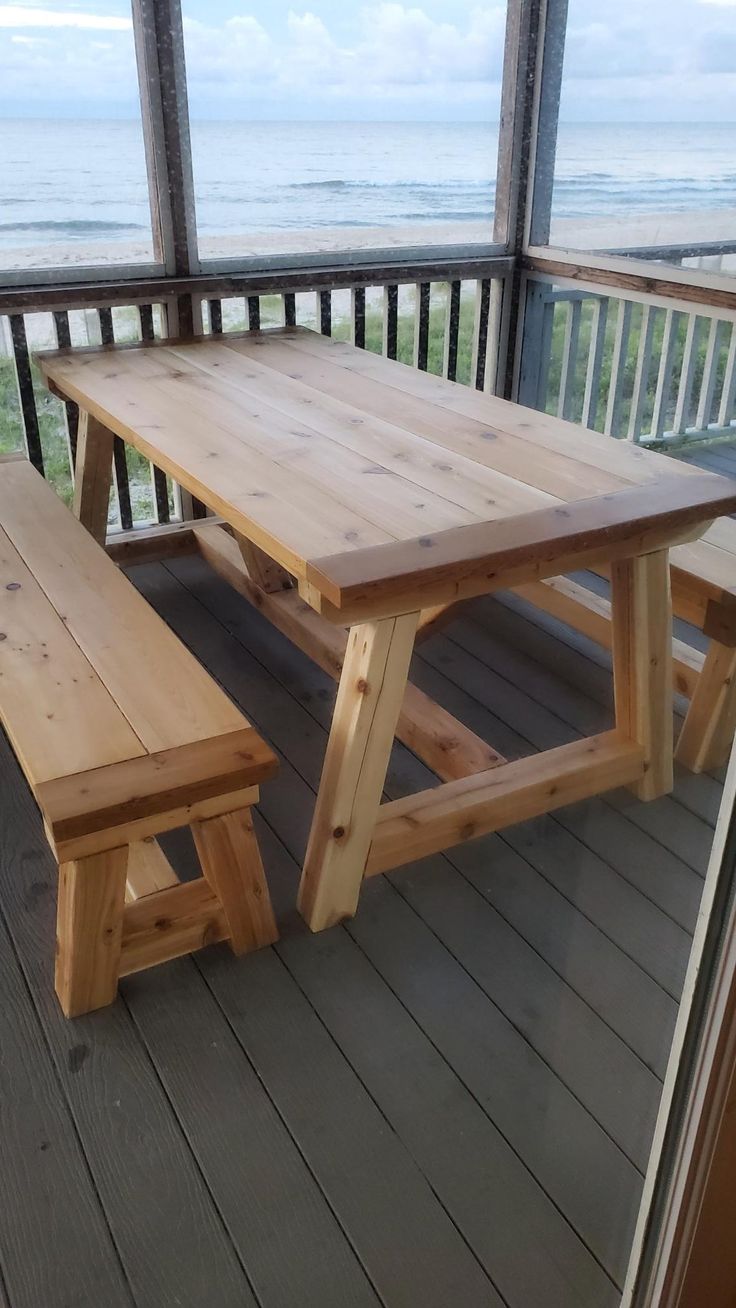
[0,502,729,1306]
[0,891,132,1308]
[122,959,382,1308]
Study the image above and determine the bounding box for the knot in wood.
[356,677,370,694]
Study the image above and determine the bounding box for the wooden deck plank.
[200,944,499,1308]
[387,845,661,1173]
[0,738,252,1308]
[122,959,381,1308]
[278,921,618,1307]
[442,828,678,1078]
[345,875,638,1286]
[0,903,132,1308]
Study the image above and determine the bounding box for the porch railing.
[519,276,736,448]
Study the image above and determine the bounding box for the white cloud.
[0,5,130,29]
[0,0,734,118]
[180,3,506,104]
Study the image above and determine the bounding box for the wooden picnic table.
[37,326,736,932]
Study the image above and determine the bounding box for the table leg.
[611,550,674,801]
[73,410,114,544]
[298,612,419,931]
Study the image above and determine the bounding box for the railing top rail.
[595,240,736,263]
[0,255,514,316]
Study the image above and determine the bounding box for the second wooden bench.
[516,516,736,774]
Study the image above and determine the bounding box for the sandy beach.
[3,210,736,276]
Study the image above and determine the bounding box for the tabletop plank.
[165,340,558,521]
[142,352,480,537]
[251,329,694,486]
[231,333,643,501]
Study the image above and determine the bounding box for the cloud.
[179,3,507,108]
[0,5,139,107]
[0,5,130,29]
[0,1,734,119]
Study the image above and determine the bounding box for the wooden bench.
[0,456,278,1016]
[515,516,736,774]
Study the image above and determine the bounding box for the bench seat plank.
[672,532,736,609]
[0,523,144,784]
[0,461,244,755]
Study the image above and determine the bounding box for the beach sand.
[3,210,736,276]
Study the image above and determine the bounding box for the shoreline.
[2,210,735,274]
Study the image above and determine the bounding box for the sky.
[0,0,735,121]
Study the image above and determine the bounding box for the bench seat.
[515,514,736,774]
[0,457,278,1015]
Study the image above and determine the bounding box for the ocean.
[0,119,734,254]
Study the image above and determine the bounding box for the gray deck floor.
[0,441,732,1308]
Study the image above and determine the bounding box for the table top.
[38,326,736,618]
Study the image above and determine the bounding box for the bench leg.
[55,847,128,1018]
[611,551,674,801]
[676,642,736,774]
[192,807,278,953]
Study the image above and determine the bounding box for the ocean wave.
[400,210,490,221]
[555,176,736,190]
[290,178,490,191]
[0,219,146,233]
